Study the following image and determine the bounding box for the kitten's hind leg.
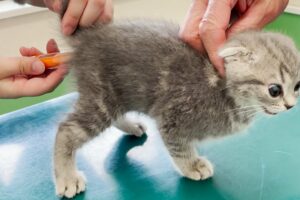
[114,116,146,137]
[160,128,214,180]
[54,99,115,198]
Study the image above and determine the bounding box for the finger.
[199,0,238,76]
[61,0,88,35]
[98,0,113,23]
[79,0,104,27]
[21,66,68,97]
[246,0,254,7]
[227,0,288,36]
[0,57,45,79]
[179,0,208,52]
[236,0,247,13]
[44,0,62,13]
[201,28,225,76]
[227,1,265,36]
[46,39,60,53]
[0,65,68,98]
[19,47,43,56]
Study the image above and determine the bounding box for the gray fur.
[53,20,300,198]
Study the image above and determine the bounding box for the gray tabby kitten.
[54,20,300,198]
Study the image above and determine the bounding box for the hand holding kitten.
[15,0,114,35]
[44,0,114,35]
[179,0,289,76]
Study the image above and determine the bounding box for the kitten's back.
[67,20,211,112]
[69,19,189,72]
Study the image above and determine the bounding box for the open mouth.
[262,107,277,115]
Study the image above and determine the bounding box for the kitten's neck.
[217,79,257,133]
[227,92,257,132]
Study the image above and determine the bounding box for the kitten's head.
[219,31,300,115]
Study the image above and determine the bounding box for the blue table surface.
[1,92,300,200]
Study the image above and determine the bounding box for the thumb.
[0,56,45,79]
[179,0,209,52]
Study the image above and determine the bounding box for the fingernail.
[63,25,73,35]
[49,38,56,44]
[32,61,45,74]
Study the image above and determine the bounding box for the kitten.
[54,20,300,198]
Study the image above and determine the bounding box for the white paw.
[55,170,86,198]
[128,123,146,137]
[178,157,214,180]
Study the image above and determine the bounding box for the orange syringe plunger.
[37,52,71,69]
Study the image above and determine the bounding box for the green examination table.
[1,92,300,200]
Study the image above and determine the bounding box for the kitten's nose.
[285,104,294,110]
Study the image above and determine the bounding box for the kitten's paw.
[179,157,214,181]
[128,123,146,137]
[55,170,86,198]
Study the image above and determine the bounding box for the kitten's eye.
[268,84,282,97]
[294,81,300,92]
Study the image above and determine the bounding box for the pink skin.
[0,39,67,98]
[179,0,289,77]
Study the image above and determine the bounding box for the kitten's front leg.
[161,133,214,180]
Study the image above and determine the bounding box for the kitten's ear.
[218,46,257,63]
[218,47,248,58]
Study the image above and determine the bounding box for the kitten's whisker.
[234,108,259,114]
[246,109,264,119]
[231,109,260,118]
[235,109,259,116]
[236,96,258,102]
[228,105,261,110]
[225,105,261,113]
[220,85,235,91]
[232,106,264,118]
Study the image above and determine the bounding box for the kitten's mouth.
[262,107,277,115]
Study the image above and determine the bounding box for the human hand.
[0,39,67,98]
[44,0,114,35]
[179,0,288,77]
